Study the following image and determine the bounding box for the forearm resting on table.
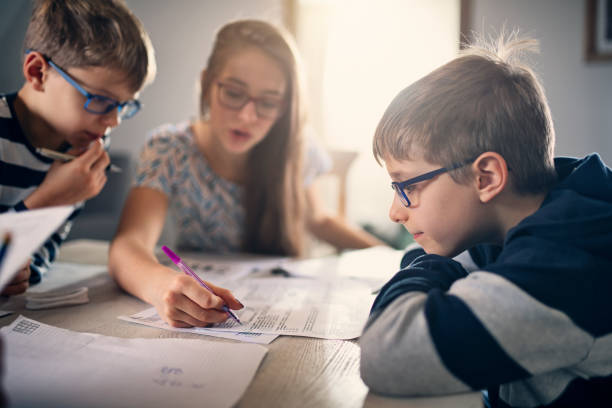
[308,214,385,249]
[108,236,172,304]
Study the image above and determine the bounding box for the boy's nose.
[389,194,409,224]
[238,100,258,122]
[100,108,122,128]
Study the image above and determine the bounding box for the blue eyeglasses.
[46,58,141,120]
[391,159,475,207]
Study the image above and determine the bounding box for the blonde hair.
[373,31,557,194]
[201,20,306,256]
[23,0,156,92]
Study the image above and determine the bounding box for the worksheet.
[217,277,375,339]
[119,310,279,344]
[127,276,376,340]
[2,316,268,408]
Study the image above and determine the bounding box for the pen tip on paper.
[228,310,242,325]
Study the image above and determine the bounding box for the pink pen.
[161,245,241,324]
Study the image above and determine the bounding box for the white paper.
[164,252,289,285]
[2,316,268,408]
[336,246,405,280]
[27,262,107,293]
[123,249,391,341]
[26,286,89,310]
[0,205,74,290]
[216,277,375,339]
[119,310,278,344]
[284,246,405,287]
[128,277,375,340]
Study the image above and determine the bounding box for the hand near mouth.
[25,139,110,208]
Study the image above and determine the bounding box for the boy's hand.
[1,264,30,296]
[154,268,244,328]
[24,140,110,208]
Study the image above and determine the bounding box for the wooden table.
[0,240,482,408]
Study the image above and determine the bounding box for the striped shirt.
[360,154,612,407]
[0,93,80,282]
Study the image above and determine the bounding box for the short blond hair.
[23,0,156,92]
[373,31,557,194]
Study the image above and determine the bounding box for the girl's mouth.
[231,129,251,141]
[229,129,253,146]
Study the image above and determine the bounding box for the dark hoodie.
[360,154,612,408]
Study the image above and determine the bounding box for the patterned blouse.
[135,122,331,252]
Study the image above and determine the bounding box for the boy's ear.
[23,51,50,91]
[472,152,509,203]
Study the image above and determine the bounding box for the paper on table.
[28,262,107,293]
[119,310,278,344]
[25,286,89,310]
[0,205,74,290]
[165,253,289,285]
[335,246,405,280]
[129,277,375,340]
[213,277,375,339]
[284,246,405,288]
[2,316,268,408]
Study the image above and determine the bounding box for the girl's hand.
[154,268,243,328]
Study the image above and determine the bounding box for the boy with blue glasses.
[360,33,612,407]
[0,0,155,293]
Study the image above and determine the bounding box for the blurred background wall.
[1,0,610,245]
[467,0,612,163]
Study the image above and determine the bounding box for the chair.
[327,149,359,219]
[304,148,359,257]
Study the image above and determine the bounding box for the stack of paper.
[25,286,89,309]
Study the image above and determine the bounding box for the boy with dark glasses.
[360,33,612,408]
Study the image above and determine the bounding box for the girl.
[109,20,382,328]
